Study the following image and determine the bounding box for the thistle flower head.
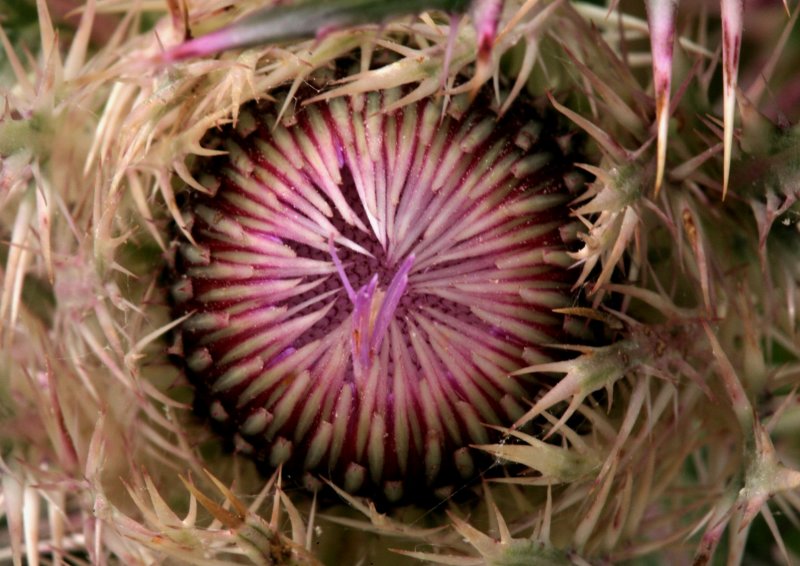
[1,0,800,565]
[171,86,579,501]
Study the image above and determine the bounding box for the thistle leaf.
[474,426,600,483]
[164,0,472,61]
[511,340,642,434]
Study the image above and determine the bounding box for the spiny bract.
[0,1,799,565]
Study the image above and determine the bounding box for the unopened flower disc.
[172,89,577,501]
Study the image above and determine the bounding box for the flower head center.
[172,90,578,501]
[329,232,415,376]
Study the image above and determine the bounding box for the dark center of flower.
[171,89,577,502]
